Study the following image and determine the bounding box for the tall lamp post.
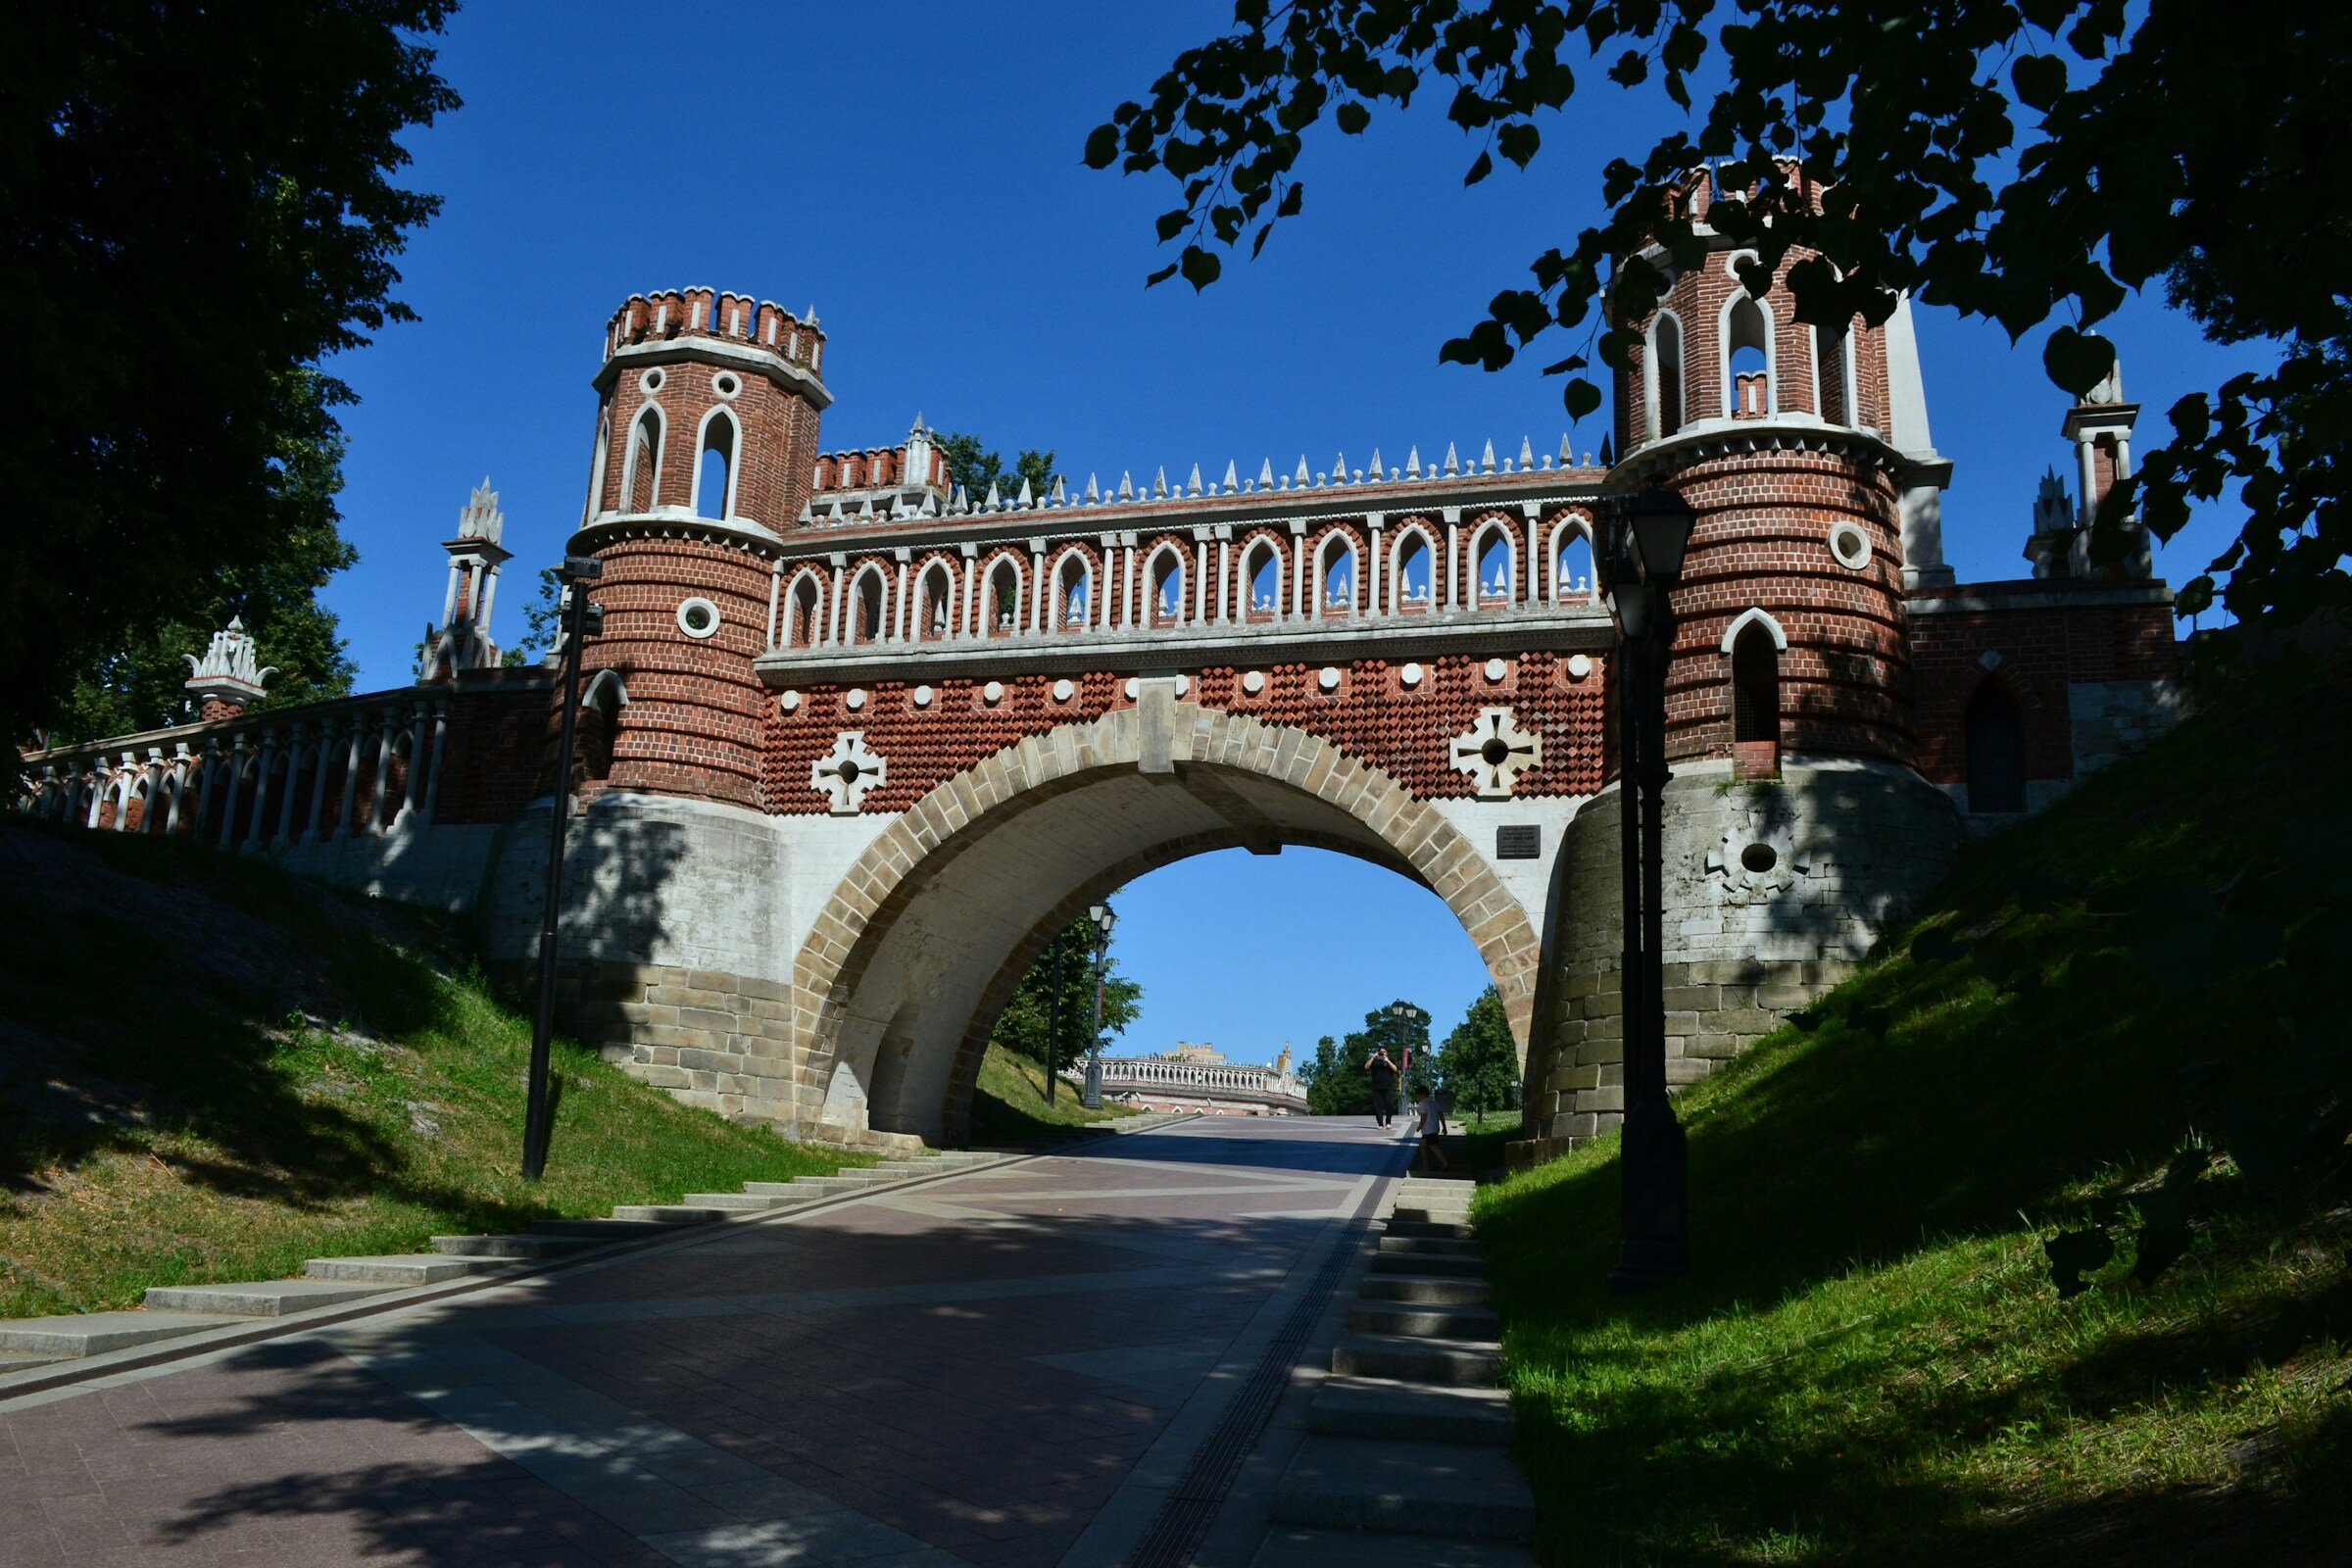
[1390,1001,1428,1097]
[1601,484,1697,1288]
[1081,902,1116,1109]
[523,555,606,1181]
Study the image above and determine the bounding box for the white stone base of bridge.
[1512,755,1962,1165]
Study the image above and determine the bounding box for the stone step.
[678,1192,805,1211]
[607,1204,736,1224]
[1271,1435,1535,1541]
[1369,1251,1487,1279]
[1306,1376,1517,1446]
[306,1254,514,1286]
[825,1167,916,1184]
[142,1279,391,1318]
[0,1350,73,1374]
[1393,1199,1472,1218]
[1378,1235,1483,1257]
[1396,1184,1478,1202]
[530,1217,707,1239]
[1250,1527,1537,1568]
[0,1311,228,1358]
[1356,1273,1491,1307]
[749,1177,869,1197]
[432,1233,599,1259]
[1386,1218,1478,1240]
[1348,1302,1502,1341]
[1332,1334,1503,1386]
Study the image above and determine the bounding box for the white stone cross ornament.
[811,732,886,814]
[1449,707,1543,798]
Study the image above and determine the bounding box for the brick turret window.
[1392,532,1431,610]
[1965,679,2027,812]
[1246,540,1282,617]
[696,411,737,519]
[1650,314,1685,439]
[1732,622,1781,745]
[1726,295,1772,419]
[1816,325,1851,426]
[624,410,662,513]
[789,576,822,647]
[853,569,887,643]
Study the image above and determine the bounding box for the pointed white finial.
[1481,439,1496,473]
[1153,466,1169,498]
[1016,476,1033,508]
[1559,434,1574,465]
[984,479,1001,511]
[1519,436,1535,469]
[1258,458,1276,489]
[1406,446,1421,477]
[799,499,813,522]
[950,484,967,514]
[1295,457,1311,486]
[1222,460,1239,493]
[1334,453,1348,484]
[857,496,873,517]
[1052,475,1067,506]
[1119,471,1135,501]
[1188,463,1202,496]
[1444,442,1460,475]
[1086,473,1102,503]
[828,499,845,521]
[1369,448,1384,480]
[919,492,938,516]
[806,304,819,326]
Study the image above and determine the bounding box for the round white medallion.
[1124,677,1140,700]
[1484,657,1508,683]
[912,685,934,709]
[1052,678,1075,702]
[1399,662,1423,689]
[983,680,1004,705]
[676,597,719,639]
[1567,653,1592,680]
[639,368,664,394]
[1828,520,1873,571]
[779,690,803,713]
[711,371,741,399]
[1318,666,1342,692]
[844,688,866,710]
[1241,670,1266,696]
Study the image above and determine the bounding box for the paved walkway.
[0,1117,1409,1567]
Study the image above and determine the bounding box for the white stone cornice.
[753,603,1613,686]
[595,336,832,409]
[1610,416,1909,486]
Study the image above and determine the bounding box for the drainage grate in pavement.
[1126,1200,1372,1568]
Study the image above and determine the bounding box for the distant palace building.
[1087,1043,1307,1117]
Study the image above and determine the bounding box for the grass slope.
[1479,653,2352,1565]
[0,823,859,1319]
[968,1045,1137,1146]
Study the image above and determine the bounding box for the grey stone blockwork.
[1514,758,1961,1165]
[2070,679,2186,778]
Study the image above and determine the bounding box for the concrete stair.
[1368,1250,1487,1279]
[1252,1174,1535,1562]
[142,1279,392,1317]
[1,1148,1004,1382]
[1356,1272,1490,1306]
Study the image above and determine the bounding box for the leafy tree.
[2,3,460,763]
[1091,1,2349,635]
[50,376,358,743]
[987,914,1144,1079]
[1301,1033,1373,1116]
[938,431,1062,506]
[502,566,567,667]
[1436,985,1522,1123]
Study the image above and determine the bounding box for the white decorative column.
[1367,514,1385,615]
[242,733,276,848]
[273,734,303,846]
[894,550,912,642]
[367,711,394,836]
[305,721,334,841]
[333,723,364,840]
[1290,522,1307,619]
[398,702,431,825]
[959,544,978,638]
[1444,510,1462,610]
[193,743,220,837]
[420,702,450,826]
[215,744,245,849]
[765,559,782,650]
[1029,538,1047,633]
[827,555,847,645]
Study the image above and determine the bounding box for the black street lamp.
[523,554,606,1181]
[1390,1000,1428,1096]
[1081,902,1116,1109]
[1601,483,1697,1289]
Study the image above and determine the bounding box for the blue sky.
[322,2,2264,1060]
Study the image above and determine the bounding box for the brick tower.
[1522,166,1966,1155]
[569,289,831,808]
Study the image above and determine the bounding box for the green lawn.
[968,1044,1139,1146]
[1477,651,2352,1564]
[0,822,860,1318]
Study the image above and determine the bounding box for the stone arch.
[787,706,1544,1144]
